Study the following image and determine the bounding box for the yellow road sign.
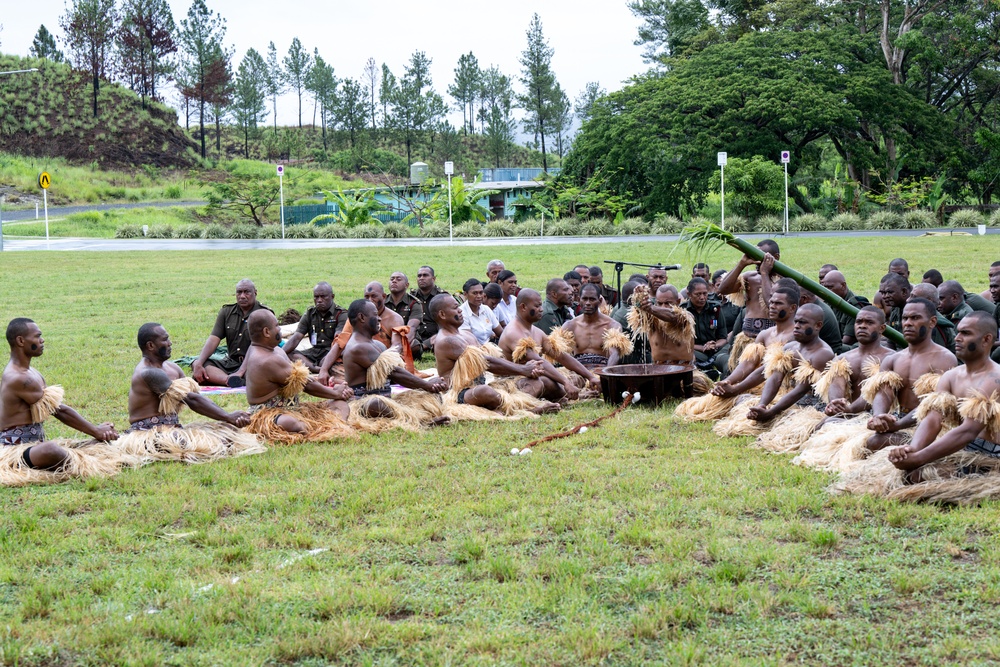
[38,172,51,189]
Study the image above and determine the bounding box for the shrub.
[164,185,183,199]
[346,224,380,239]
[865,211,904,230]
[310,214,338,226]
[651,214,684,234]
[545,220,578,236]
[454,222,484,238]
[259,225,283,239]
[615,218,651,235]
[146,225,175,239]
[286,224,318,239]
[755,215,784,233]
[948,209,985,228]
[827,213,862,231]
[70,211,103,225]
[902,210,937,229]
[317,224,346,239]
[485,221,516,237]
[991,209,1000,227]
[176,224,203,239]
[516,219,542,237]
[228,223,260,239]
[790,213,826,232]
[202,224,228,239]
[114,224,142,239]
[419,222,449,238]
[724,216,749,233]
[582,219,614,236]
[381,222,411,239]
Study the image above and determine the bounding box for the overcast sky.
[1,0,649,129]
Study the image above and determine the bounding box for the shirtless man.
[747,304,835,423]
[889,312,1000,475]
[128,323,248,429]
[498,289,600,402]
[1,318,117,470]
[635,284,695,364]
[342,300,445,413]
[243,310,353,434]
[430,295,558,413]
[822,306,894,416]
[711,283,800,398]
[715,239,779,339]
[866,298,957,451]
[563,283,628,368]
[319,282,405,384]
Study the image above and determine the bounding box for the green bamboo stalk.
[679,221,907,348]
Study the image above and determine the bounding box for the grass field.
[3,236,1000,666]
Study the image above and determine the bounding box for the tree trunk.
[297,90,302,129]
[244,126,249,158]
[216,114,222,156]
[273,95,278,133]
[199,98,206,159]
[92,72,99,117]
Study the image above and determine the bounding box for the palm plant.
[323,186,385,227]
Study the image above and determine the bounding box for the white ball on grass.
[519,448,532,456]
[579,426,589,433]
[510,448,520,456]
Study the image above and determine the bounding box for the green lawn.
[2,237,1000,666]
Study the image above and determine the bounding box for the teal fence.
[283,202,413,226]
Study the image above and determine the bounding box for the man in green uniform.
[386,272,423,347]
[819,270,868,348]
[193,279,273,386]
[910,282,956,353]
[537,279,576,334]
[410,266,448,359]
[588,266,619,308]
[684,277,728,379]
[939,280,974,326]
[281,282,347,373]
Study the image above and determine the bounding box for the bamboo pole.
[681,223,907,348]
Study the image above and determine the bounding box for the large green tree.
[517,14,561,172]
[283,37,311,130]
[232,48,268,158]
[60,0,119,117]
[29,25,65,62]
[178,0,227,159]
[448,52,480,135]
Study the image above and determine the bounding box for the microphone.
[657,264,682,271]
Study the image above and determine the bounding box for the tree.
[337,78,367,150]
[362,57,379,133]
[448,52,480,135]
[574,82,605,124]
[29,25,65,62]
[232,48,268,158]
[628,0,710,62]
[480,67,516,168]
[206,173,281,225]
[550,85,572,161]
[179,0,227,159]
[708,156,785,219]
[265,41,284,133]
[205,45,232,156]
[60,0,120,117]
[517,14,561,172]
[306,51,337,148]
[378,64,396,142]
[117,0,177,108]
[389,51,446,165]
[283,37,312,130]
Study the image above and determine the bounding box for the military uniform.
[945,301,974,326]
[385,293,423,327]
[205,301,274,373]
[410,285,448,358]
[537,298,575,334]
[684,300,728,378]
[832,292,868,347]
[598,283,619,308]
[293,304,347,365]
[966,292,995,315]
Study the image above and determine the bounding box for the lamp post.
[717,152,727,231]
[444,161,454,244]
[781,150,790,234]
[0,68,39,252]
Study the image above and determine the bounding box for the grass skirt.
[0,439,143,488]
[348,390,444,433]
[792,415,872,473]
[755,406,828,454]
[116,422,266,463]
[247,401,356,444]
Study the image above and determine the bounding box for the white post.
[720,164,725,231]
[783,162,789,235]
[35,202,39,219]
[0,196,4,253]
[447,173,453,244]
[279,171,285,239]
[44,189,49,249]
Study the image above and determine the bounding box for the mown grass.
[2,237,1000,665]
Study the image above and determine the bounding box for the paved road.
[0,200,205,222]
[0,228,994,252]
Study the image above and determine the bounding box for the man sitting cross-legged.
[243,310,356,444]
[746,304,835,452]
[282,282,347,374]
[342,299,448,431]
[119,323,264,460]
[1,318,118,479]
[864,298,957,452]
[497,289,601,403]
[561,283,633,370]
[319,282,407,384]
[430,294,560,417]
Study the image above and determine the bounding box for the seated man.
[243,310,355,443]
[410,266,448,358]
[865,298,957,452]
[486,259,506,284]
[498,289,600,402]
[820,306,894,417]
[430,294,558,415]
[319,282,406,383]
[342,300,448,428]
[910,282,956,352]
[282,282,348,373]
[633,284,695,365]
[563,271,583,313]
[1,318,117,471]
[386,272,423,346]
[684,277,728,378]
[588,266,618,308]
[192,279,273,387]
[646,265,668,293]
[889,311,1000,480]
[794,281,844,354]
[562,284,632,369]
[819,270,868,348]
[938,280,974,326]
[537,278,576,335]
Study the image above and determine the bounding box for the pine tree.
[29,25,65,62]
[178,0,227,159]
[448,52,480,135]
[232,48,269,158]
[60,0,120,117]
[265,41,283,134]
[574,81,605,124]
[283,37,312,130]
[378,63,396,143]
[117,0,177,108]
[306,54,337,150]
[517,14,560,171]
[362,57,379,133]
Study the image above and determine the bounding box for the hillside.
[0,54,197,169]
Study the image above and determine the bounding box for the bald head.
[248,309,278,344]
[655,284,680,307]
[910,283,939,308]
[819,270,847,298]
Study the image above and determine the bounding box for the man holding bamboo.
[715,239,780,340]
